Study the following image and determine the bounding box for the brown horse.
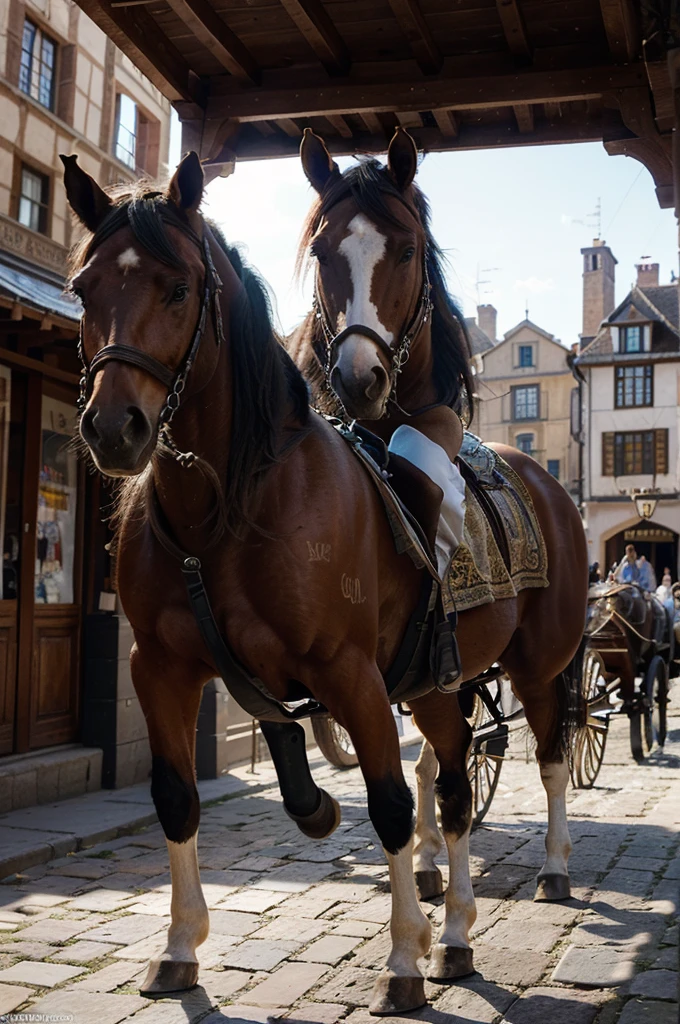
[288,129,589,930]
[60,150,558,1015]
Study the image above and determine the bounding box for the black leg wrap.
[435,769,472,838]
[367,776,414,855]
[150,756,199,844]
[259,720,322,819]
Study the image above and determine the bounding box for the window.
[115,94,137,169]
[615,365,653,408]
[620,325,642,353]
[516,434,534,455]
[513,385,539,420]
[19,19,56,110]
[518,345,534,368]
[602,429,669,477]
[547,459,560,480]
[17,165,49,234]
[586,253,601,272]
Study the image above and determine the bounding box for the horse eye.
[400,247,415,264]
[172,284,189,303]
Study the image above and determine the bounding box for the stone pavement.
[0,696,677,1024]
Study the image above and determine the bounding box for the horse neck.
[391,320,438,415]
[152,235,239,553]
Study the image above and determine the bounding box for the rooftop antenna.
[572,197,601,239]
[475,263,501,305]
[525,299,529,320]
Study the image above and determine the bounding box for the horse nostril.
[365,365,388,401]
[124,406,151,446]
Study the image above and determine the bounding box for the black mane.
[297,159,474,421]
[72,188,309,534]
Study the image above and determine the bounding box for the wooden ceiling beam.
[325,114,353,137]
[386,0,442,75]
[206,63,646,122]
[165,0,259,85]
[495,0,532,59]
[513,103,534,132]
[396,111,423,128]
[277,118,303,137]
[278,0,349,75]
[599,0,639,62]
[359,112,384,134]
[432,108,459,136]
[75,0,203,105]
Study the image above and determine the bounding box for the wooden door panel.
[30,607,80,749]
[0,603,17,755]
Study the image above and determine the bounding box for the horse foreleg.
[413,739,444,899]
[410,692,477,981]
[130,637,211,995]
[535,760,572,901]
[321,667,430,1016]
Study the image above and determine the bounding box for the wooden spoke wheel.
[312,715,359,768]
[468,739,503,827]
[630,655,669,762]
[571,648,609,789]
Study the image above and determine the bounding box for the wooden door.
[0,364,18,755]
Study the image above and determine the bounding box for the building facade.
[0,0,170,801]
[577,255,680,579]
[474,318,579,496]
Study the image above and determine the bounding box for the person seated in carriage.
[614,544,642,585]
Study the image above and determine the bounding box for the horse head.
[62,152,219,476]
[298,128,471,421]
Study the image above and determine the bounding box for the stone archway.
[604,520,679,582]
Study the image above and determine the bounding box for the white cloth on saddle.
[387,424,466,578]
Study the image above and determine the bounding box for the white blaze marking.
[117,247,141,273]
[338,214,393,345]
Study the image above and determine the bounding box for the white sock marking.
[539,761,572,877]
[413,741,443,874]
[384,838,431,977]
[161,834,209,963]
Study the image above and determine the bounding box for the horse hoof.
[427,944,475,981]
[140,959,199,995]
[369,974,426,1015]
[285,789,341,840]
[535,873,571,902]
[415,868,444,900]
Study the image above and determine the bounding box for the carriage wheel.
[468,740,503,827]
[570,649,609,789]
[312,715,359,768]
[630,655,668,761]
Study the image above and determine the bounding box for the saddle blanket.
[443,432,549,613]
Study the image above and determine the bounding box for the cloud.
[514,276,555,294]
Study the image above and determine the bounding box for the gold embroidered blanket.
[442,435,549,614]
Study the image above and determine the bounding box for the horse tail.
[554,635,587,766]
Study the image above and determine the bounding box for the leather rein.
[312,251,434,419]
[76,224,225,466]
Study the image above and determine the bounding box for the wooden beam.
[326,114,353,137]
[599,0,639,61]
[432,108,458,136]
[495,0,532,59]
[74,0,203,105]
[513,103,534,132]
[278,0,349,75]
[359,112,383,134]
[206,63,646,122]
[165,0,259,85]
[386,0,441,75]
[253,121,277,136]
[277,118,303,137]
[396,111,423,129]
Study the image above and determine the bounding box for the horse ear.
[300,128,339,194]
[387,127,418,191]
[167,151,204,213]
[59,154,112,232]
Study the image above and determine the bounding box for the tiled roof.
[638,285,679,329]
[464,318,495,356]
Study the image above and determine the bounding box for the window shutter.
[655,429,669,474]
[602,432,615,476]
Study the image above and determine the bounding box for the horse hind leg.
[259,720,340,839]
[131,641,210,995]
[413,739,445,899]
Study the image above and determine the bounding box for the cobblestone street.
[0,696,677,1024]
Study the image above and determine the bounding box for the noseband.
[76,220,225,466]
[312,253,433,417]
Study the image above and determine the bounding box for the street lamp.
[620,487,661,520]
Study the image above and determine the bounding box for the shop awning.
[0,263,81,323]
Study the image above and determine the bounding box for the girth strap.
[88,344,176,389]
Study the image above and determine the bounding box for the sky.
[169,113,679,347]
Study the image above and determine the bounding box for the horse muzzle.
[330,333,390,420]
[80,402,155,476]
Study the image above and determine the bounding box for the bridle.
[75,216,225,467]
[312,249,433,419]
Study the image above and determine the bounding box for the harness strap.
[88,344,176,389]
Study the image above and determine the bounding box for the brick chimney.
[636,262,659,287]
[477,304,497,344]
[580,239,617,349]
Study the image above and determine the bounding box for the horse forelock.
[297,159,474,422]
